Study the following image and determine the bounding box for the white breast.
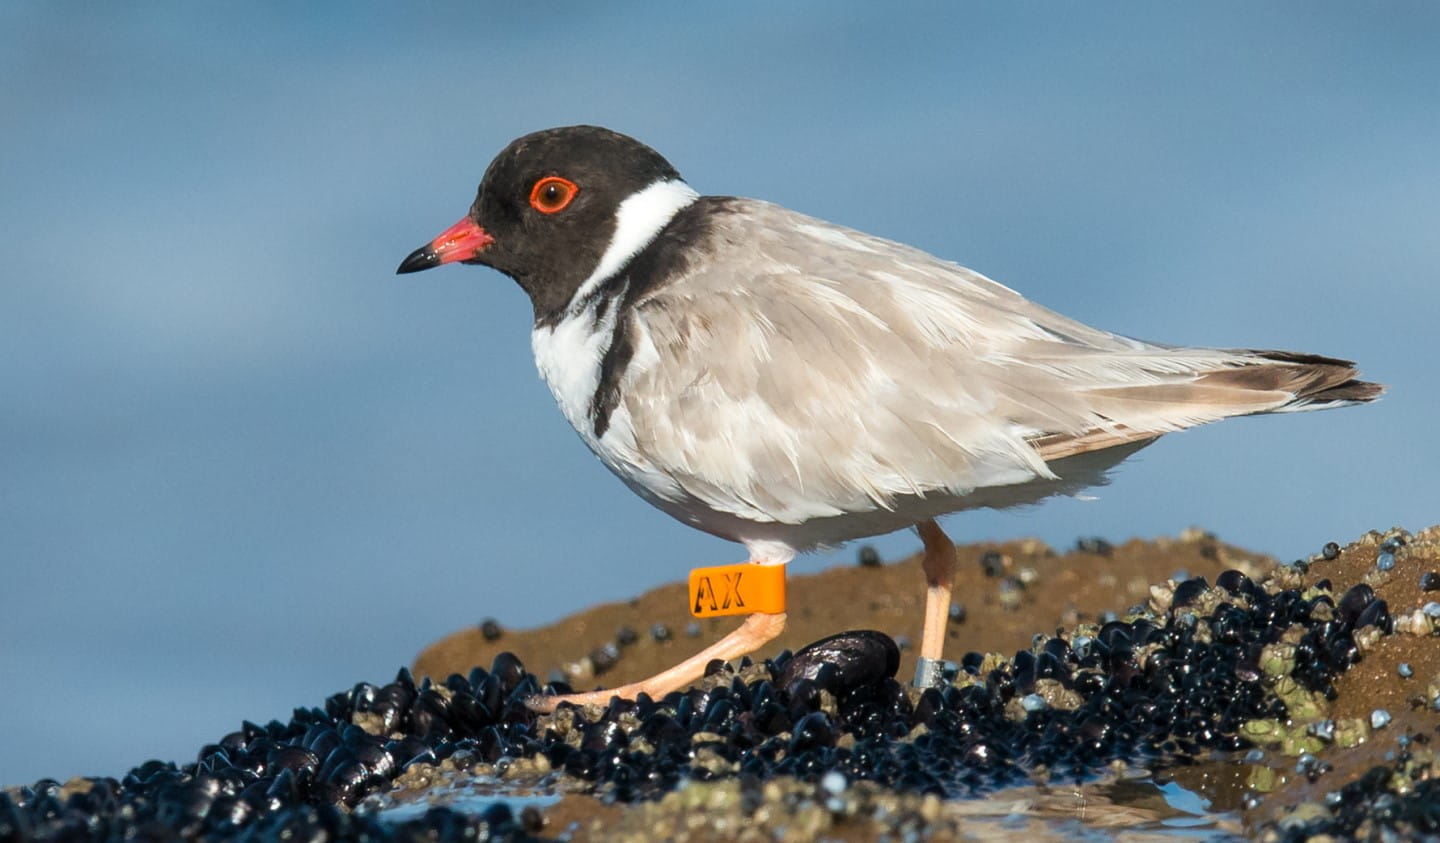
[532,307,695,518]
[529,177,700,481]
[530,178,698,440]
[530,302,617,449]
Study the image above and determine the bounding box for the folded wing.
[619,200,1382,524]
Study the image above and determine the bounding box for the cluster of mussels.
[0,560,1421,842]
[1253,733,1440,842]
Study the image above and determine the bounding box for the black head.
[397,125,684,318]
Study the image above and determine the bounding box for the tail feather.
[1027,348,1382,462]
[1237,350,1385,412]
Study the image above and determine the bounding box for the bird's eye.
[529,176,578,214]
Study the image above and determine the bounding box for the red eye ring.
[529,176,578,214]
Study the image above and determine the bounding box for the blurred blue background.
[2,3,1436,786]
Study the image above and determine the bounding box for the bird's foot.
[526,611,788,713]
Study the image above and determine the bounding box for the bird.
[397,125,1381,711]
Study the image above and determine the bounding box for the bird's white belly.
[530,308,689,507]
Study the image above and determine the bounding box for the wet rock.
[10,528,1440,842]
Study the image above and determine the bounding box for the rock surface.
[4,527,1439,841]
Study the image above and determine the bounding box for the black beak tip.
[396,245,440,275]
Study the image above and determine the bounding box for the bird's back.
[601,198,1379,540]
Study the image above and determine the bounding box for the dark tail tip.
[1294,378,1386,408]
[1252,349,1385,410]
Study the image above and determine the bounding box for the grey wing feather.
[618,200,1380,525]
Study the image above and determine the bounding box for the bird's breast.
[530,305,617,448]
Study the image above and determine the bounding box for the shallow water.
[901,773,1245,840]
[368,774,561,824]
[363,765,1244,841]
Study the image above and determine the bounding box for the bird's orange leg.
[527,609,787,713]
[914,519,957,687]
